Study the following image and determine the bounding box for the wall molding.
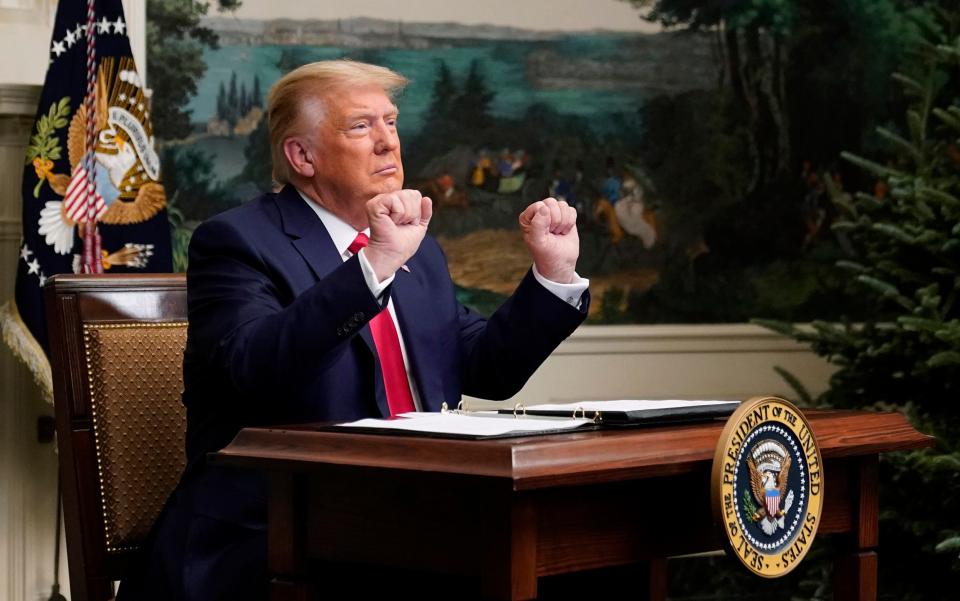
[556,323,812,355]
[0,115,33,147]
[0,217,20,241]
[0,83,40,116]
[1,358,27,601]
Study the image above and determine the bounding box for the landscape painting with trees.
[148,0,931,325]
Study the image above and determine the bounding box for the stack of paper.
[336,412,594,439]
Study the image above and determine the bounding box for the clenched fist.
[363,189,432,281]
[518,197,580,284]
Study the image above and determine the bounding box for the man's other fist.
[518,197,580,284]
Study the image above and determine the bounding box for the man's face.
[306,84,404,214]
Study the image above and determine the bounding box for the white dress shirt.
[297,190,589,409]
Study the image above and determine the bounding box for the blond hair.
[267,60,408,185]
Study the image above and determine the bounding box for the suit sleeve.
[457,269,590,400]
[185,218,384,397]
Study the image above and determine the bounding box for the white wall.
[0,3,835,600]
[471,324,834,410]
[0,0,145,86]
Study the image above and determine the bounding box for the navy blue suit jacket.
[181,184,588,467]
[119,185,588,600]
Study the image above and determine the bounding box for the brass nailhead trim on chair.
[82,322,188,554]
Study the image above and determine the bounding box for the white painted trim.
[2,355,28,601]
[0,0,55,85]
[0,84,40,116]
[0,0,50,24]
[121,0,146,82]
[0,0,43,12]
[557,323,812,354]
[0,218,20,240]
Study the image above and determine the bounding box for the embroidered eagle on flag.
[747,440,795,535]
[35,55,164,266]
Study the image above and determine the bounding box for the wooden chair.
[44,274,188,601]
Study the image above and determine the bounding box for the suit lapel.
[275,184,343,283]
[274,185,388,416]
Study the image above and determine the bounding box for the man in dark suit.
[119,60,589,601]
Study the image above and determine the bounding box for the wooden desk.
[211,410,931,601]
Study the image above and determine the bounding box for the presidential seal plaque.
[711,396,824,578]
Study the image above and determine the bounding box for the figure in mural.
[594,161,625,244]
[616,174,658,249]
[592,161,659,251]
[498,148,515,178]
[420,171,468,208]
[497,148,528,195]
[800,160,827,250]
[470,148,493,188]
[549,166,575,206]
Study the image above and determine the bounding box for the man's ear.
[282,137,316,178]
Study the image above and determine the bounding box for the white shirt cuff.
[357,248,395,300]
[532,264,589,309]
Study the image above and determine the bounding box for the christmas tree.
[757,9,960,597]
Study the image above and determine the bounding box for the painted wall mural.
[150,0,922,324]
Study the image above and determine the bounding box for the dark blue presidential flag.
[1,0,172,397]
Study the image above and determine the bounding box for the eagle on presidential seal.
[35,55,162,269]
[746,440,796,535]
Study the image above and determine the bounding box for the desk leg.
[268,472,315,601]
[835,552,878,601]
[834,456,879,601]
[648,557,667,601]
[479,494,538,601]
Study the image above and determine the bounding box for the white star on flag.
[19,246,32,261]
[27,259,40,275]
[38,274,47,287]
[75,24,84,40]
[97,16,111,34]
[113,16,126,35]
[65,28,76,47]
[51,40,66,57]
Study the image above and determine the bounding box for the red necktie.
[348,233,416,417]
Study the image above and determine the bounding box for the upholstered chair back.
[45,274,187,601]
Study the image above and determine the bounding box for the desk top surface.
[212,410,933,490]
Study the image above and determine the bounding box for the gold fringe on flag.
[0,301,53,403]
